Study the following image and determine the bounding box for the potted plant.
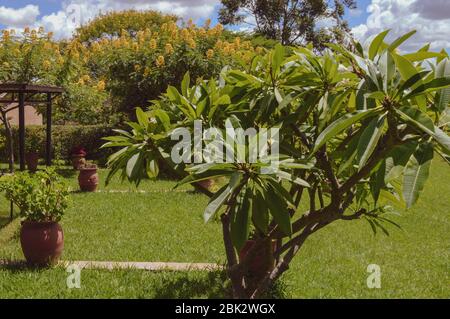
[78,163,99,192]
[70,146,87,170]
[238,231,277,291]
[0,169,69,266]
[25,134,41,172]
[197,178,215,190]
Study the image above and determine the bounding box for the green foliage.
[218,0,356,48]
[103,30,450,297]
[0,168,69,222]
[105,29,450,244]
[56,82,112,125]
[0,125,114,165]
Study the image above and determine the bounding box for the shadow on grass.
[0,216,11,229]
[0,207,16,230]
[150,271,287,299]
[0,259,64,274]
[151,270,231,299]
[55,168,78,179]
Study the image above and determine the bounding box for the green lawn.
[0,161,449,299]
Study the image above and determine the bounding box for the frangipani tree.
[103,30,450,298]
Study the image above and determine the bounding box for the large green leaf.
[435,59,450,112]
[126,151,144,182]
[357,114,387,170]
[271,44,285,76]
[388,30,417,52]
[379,51,395,92]
[370,160,386,204]
[433,127,450,153]
[394,107,450,152]
[392,53,418,81]
[203,172,243,222]
[394,107,435,134]
[181,72,190,97]
[312,108,383,155]
[135,107,149,128]
[394,71,430,99]
[403,142,434,208]
[403,76,450,100]
[146,159,159,179]
[230,187,252,250]
[403,52,444,62]
[275,170,310,187]
[265,183,292,236]
[152,109,171,131]
[384,141,418,183]
[369,30,390,60]
[252,187,270,235]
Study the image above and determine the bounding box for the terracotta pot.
[78,166,99,192]
[25,152,39,172]
[71,154,86,170]
[198,179,214,190]
[20,221,64,266]
[239,239,277,281]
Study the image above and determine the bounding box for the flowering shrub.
[0,27,110,125]
[0,28,61,84]
[87,17,261,114]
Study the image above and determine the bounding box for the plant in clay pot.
[25,134,41,172]
[78,162,99,192]
[238,229,277,293]
[70,146,87,170]
[0,169,69,266]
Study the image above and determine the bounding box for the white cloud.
[348,8,363,17]
[351,0,450,52]
[0,5,40,28]
[3,1,219,39]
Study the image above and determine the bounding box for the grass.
[0,161,449,299]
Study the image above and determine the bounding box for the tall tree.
[219,0,356,48]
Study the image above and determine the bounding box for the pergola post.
[46,93,52,166]
[18,92,25,171]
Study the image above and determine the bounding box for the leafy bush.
[0,169,69,222]
[0,125,114,165]
[104,30,450,298]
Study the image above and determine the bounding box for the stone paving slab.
[59,261,223,271]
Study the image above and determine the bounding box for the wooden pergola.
[0,84,64,170]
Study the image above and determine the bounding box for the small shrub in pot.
[0,169,69,266]
[78,163,99,192]
[25,133,41,172]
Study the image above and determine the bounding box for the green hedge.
[0,125,114,166]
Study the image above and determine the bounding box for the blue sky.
[0,0,448,51]
[0,0,371,30]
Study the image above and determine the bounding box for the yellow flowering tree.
[0,28,109,125]
[0,28,61,84]
[86,14,260,114]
